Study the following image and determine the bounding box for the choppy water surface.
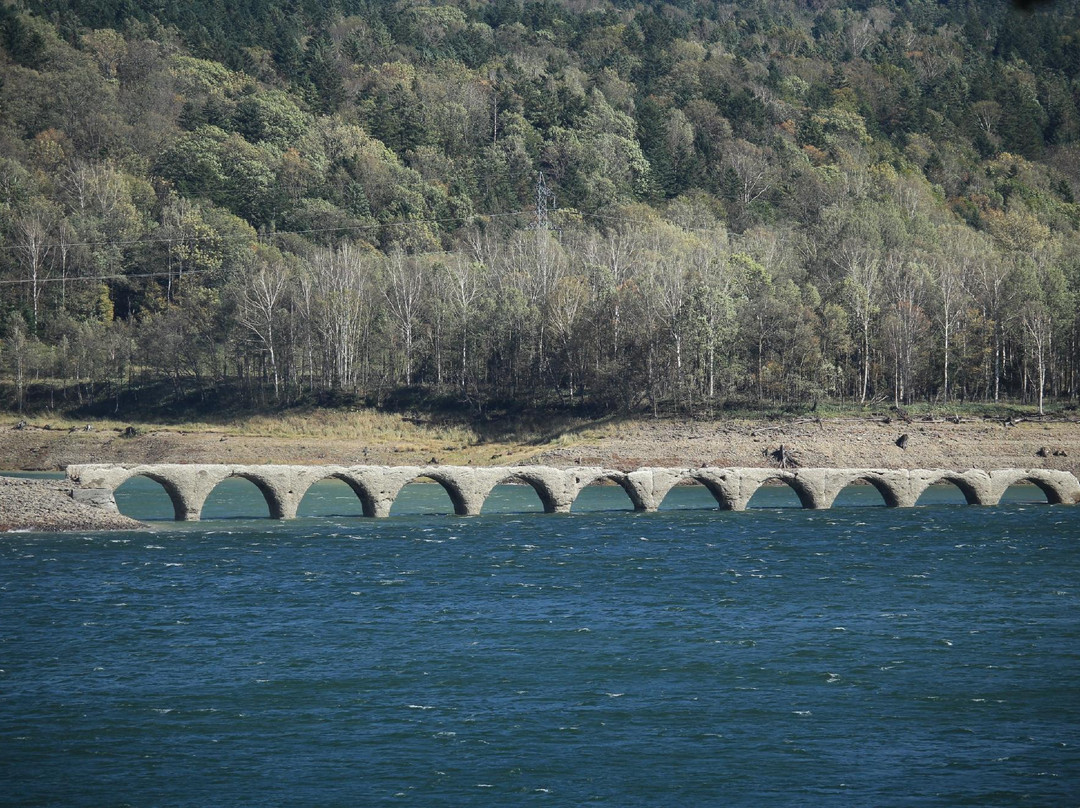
[2,480,1079,807]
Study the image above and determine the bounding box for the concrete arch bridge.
[66,464,1080,521]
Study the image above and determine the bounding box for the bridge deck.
[65,464,1080,521]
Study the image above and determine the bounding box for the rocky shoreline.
[0,476,144,533]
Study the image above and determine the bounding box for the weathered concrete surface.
[65,464,1080,521]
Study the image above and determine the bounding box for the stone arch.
[660,471,735,510]
[480,471,561,514]
[742,473,818,509]
[913,473,988,506]
[393,472,471,516]
[297,471,380,517]
[118,472,191,521]
[828,473,902,508]
[207,471,283,518]
[571,470,647,511]
[991,470,1074,505]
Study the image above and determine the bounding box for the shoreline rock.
[0,477,144,533]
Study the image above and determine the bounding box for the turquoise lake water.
[2,478,1079,806]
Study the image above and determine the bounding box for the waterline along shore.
[4,415,1079,532]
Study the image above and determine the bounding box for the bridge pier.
[341,466,427,517]
[422,467,494,516]
[621,468,692,511]
[238,466,340,519]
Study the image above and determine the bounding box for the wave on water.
[3,493,1079,807]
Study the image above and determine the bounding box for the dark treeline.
[2,0,1080,417]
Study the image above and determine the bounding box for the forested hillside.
[2,0,1080,418]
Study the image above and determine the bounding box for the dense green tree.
[3,0,1080,416]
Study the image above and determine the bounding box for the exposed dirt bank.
[2,415,1077,475]
[0,476,144,532]
[530,416,1080,475]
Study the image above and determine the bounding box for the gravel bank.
[0,477,144,533]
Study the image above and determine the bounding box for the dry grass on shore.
[6,408,480,442]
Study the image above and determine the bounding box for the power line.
[0,268,218,286]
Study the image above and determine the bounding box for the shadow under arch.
[744,475,816,509]
[202,473,277,519]
[390,474,466,516]
[296,472,378,518]
[571,472,643,512]
[915,475,983,506]
[113,473,188,521]
[480,472,555,514]
[831,475,900,508]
